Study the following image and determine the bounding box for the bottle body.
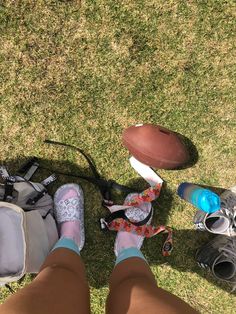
[177,182,220,213]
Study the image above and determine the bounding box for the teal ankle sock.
[52,237,80,255]
[115,247,146,265]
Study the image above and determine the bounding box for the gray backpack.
[0,163,58,287]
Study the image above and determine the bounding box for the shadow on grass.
[143,229,233,293]
[173,133,199,170]
[0,157,233,294]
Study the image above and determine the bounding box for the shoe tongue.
[214,254,236,280]
[205,211,230,233]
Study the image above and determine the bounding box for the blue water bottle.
[177,182,220,213]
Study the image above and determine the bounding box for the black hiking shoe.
[196,235,236,290]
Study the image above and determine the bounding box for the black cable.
[44,139,137,201]
[44,140,100,179]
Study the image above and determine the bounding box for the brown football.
[122,124,190,169]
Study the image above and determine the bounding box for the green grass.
[0,0,236,313]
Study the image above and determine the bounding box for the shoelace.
[221,207,236,231]
[219,238,236,265]
[221,193,236,215]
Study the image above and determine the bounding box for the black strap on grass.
[44,140,100,179]
[43,140,136,203]
[5,284,14,293]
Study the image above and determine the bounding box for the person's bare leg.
[107,256,198,314]
[1,184,90,314]
[106,192,198,314]
[1,248,90,314]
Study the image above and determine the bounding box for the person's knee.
[109,273,157,304]
[107,276,158,314]
[111,270,156,291]
[37,264,89,290]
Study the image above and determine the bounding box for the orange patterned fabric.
[124,183,162,206]
[105,183,173,256]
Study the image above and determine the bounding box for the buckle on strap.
[3,176,16,202]
[163,241,173,256]
[26,189,47,205]
[100,218,108,230]
[161,227,173,256]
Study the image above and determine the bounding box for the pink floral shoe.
[54,184,85,251]
[114,193,152,256]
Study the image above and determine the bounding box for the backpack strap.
[17,157,37,174]
[0,166,15,202]
[26,188,47,205]
[3,176,15,202]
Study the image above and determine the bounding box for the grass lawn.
[0,0,236,313]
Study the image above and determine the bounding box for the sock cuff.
[115,247,146,265]
[52,237,80,255]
